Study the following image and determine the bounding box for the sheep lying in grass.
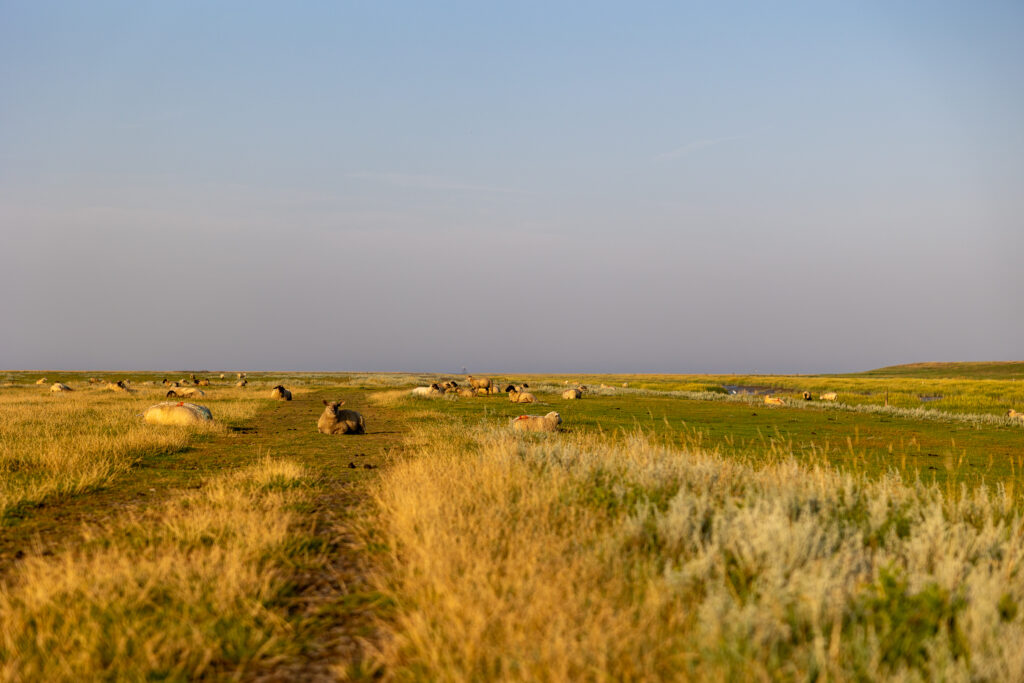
[236,379,248,388]
[50,382,72,393]
[467,375,492,391]
[820,392,838,401]
[510,411,562,432]
[1009,409,1024,421]
[508,388,537,403]
[143,401,212,426]
[458,387,477,398]
[803,391,812,401]
[197,378,210,386]
[411,383,442,397]
[89,377,102,384]
[106,380,132,393]
[562,386,584,400]
[167,387,204,398]
[270,385,292,401]
[764,396,785,406]
[237,372,246,379]
[318,400,365,435]
[219,373,225,379]
[35,377,47,385]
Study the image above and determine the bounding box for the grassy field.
[1,364,1023,679]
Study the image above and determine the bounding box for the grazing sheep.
[1008,409,1023,421]
[35,377,47,385]
[511,411,562,432]
[49,382,72,393]
[236,379,248,388]
[270,385,292,401]
[143,401,212,426]
[803,391,812,401]
[411,383,443,397]
[820,392,838,401]
[318,400,365,435]
[562,387,583,400]
[467,375,492,391]
[764,396,785,406]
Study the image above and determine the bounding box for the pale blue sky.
[2,2,1021,373]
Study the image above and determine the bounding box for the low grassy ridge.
[1,367,1023,679]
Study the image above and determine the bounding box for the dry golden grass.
[0,456,308,680]
[366,422,1024,681]
[0,386,265,520]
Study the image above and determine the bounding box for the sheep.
[764,396,785,406]
[467,375,492,391]
[318,399,365,435]
[440,380,459,390]
[458,387,477,398]
[511,411,562,432]
[508,389,537,403]
[820,392,838,401]
[143,401,212,426]
[488,384,500,394]
[49,382,72,393]
[270,385,292,401]
[106,380,132,393]
[219,373,225,379]
[411,383,443,397]
[1008,409,1023,421]
[89,377,102,384]
[475,387,490,397]
[197,378,210,387]
[803,391,812,401]
[622,382,629,388]
[562,387,584,400]
[237,372,246,379]
[236,379,248,388]
[166,387,205,398]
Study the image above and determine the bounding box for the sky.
[1,1,1022,374]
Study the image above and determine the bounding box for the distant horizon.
[7,359,1024,377]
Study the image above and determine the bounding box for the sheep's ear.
[323,399,330,405]
[339,401,346,407]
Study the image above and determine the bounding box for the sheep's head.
[546,411,562,426]
[504,384,516,393]
[322,399,346,415]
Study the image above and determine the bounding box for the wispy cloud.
[657,135,742,160]
[346,172,524,194]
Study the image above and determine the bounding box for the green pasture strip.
[852,361,1024,380]
[385,390,1024,492]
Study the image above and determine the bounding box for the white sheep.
[510,411,562,432]
[144,402,212,426]
[820,392,838,401]
[467,375,492,391]
[35,377,47,385]
[1008,409,1023,421]
[764,396,784,406]
[562,387,583,400]
[49,382,72,393]
[411,383,442,397]
[508,389,536,403]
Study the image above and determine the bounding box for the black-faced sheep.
[318,400,365,435]
[411,383,442,397]
[49,382,72,393]
[144,401,212,426]
[271,385,292,401]
[510,411,562,432]
[236,379,248,388]
[802,391,812,401]
[106,380,132,393]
